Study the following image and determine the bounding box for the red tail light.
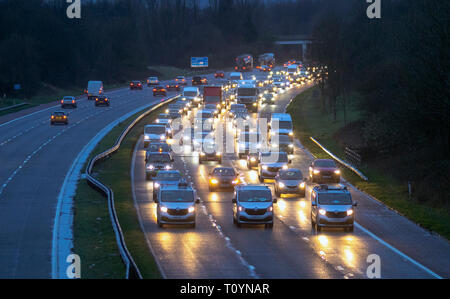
[61,100,63,104]
[72,100,75,103]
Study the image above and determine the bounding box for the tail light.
[72,100,75,103]
[61,100,63,104]
[153,88,156,92]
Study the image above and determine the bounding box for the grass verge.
[287,87,450,239]
[73,104,169,278]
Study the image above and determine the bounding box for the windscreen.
[318,193,352,205]
[213,168,235,176]
[160,190,193,202]
[279,170,302,180]
[147,154,170,163]
[260,152,288,163]
[238,190,272,202]
[238,88,257,96]
[147,144,170,152]
[315,160,337,168]
[183,91,197,97]
[155,172,181,180]
[145,126,165,135]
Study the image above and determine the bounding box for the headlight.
[160,206,168,213]
[165,109,169,114]
[232,179,239,185]
[278,182,285,188]
[253,103,257,106]
[238,206,244,212]
[210,178,218,184]
[155,119,160,123]
[160,135,166,140]
[319,209,326,216]
[200,152,205,156]
[188,206,195,213]
[144,135,150,140]
[154,182,160,188]
[334,170,341,175]
[289,132,294,136]
[165,165,172,170]
[288,144,294,148]
[267,206,273,212]
[147,165,154,170]
[262,165,268,170]
[282,165,288,170]
[271,143,278,148]
[300,182,305,189]
[216,152,222,156]
[347,209,354,216]
[313,169,320,174]
[250,157,256,162]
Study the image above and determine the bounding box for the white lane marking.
[131,137,167,279]
[52,98,161,278]
[355,222,443,279]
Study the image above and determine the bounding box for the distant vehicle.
[269,113,294,140]
[204,103,220,118]
[232,185,275,228]
[145,152,174,180]
[182,86,202,107]
[155,181,199,228]
[236,131,263,159]
[311,184,357,232]
[146,142,171,154]
[214,71,225,78]
[152,170,182,201]
[309,159,341,183]
[208,167,239,191]
[203,85,222,108]
[147,77,159,86]
[287,64,299,76]
[166,81,180,91]
[143,124,167,147]
[246,152,259,169]
[94,95,110,107]
[175,76,187,86]
[229,72,243,81]
[258,151,291,182]
[235,54,253,71]
[192,76,207,86]
[50,111,68,125]
[261,93,275,104]
[259,65,271,72]
[258,53,275,68]
[86,81,104,100]
[60,96,77,108]
[274,168,306,197]
[237,81,258,113]
[153,85,167,97]
[130,80,143,90]
[193,109,214,131]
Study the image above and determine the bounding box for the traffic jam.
[133,57,352,231]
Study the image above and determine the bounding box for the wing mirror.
[311,201,317,207]
[353,202,358,207]
[273,198,277,204]
[196,197,201,204]
[232,198,237,204]
[289,159,292,164]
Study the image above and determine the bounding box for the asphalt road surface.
[132,70,450,279]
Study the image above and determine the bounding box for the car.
[270,134,294,154]
[232,185,275,228]
[236,132,263,159]
[193,110,214,131]
[166,81,181,91]
[143,124,167,147]
[145,152,174,180]
[167,108,181,120]
[153,86,167,97]
[199,141,222,164]
[146,142,172,155]
[175,76,187,86]
[152,170,182,201]
[274,169,306,197]
[50,111,68,125]
[147,77,159,86]
[208,167,239,191]
[130,81,143,90]
[60,96,77,108]
[192,131,215,153]
[246,152,259,169]
[309,159,341,183]
[94,95,110,106]
[258,152,291,182]
[204,104,220,118]
[310,184,357,232]
[261,93,275,104]
[269,113,294,140]
[214,71,225,78]
[155,180,200,228]
[192,76,207,86]
[86,81,104,100]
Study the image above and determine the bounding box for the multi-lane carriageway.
[0,70,448,278]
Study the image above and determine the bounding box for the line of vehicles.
[140,64,355,231]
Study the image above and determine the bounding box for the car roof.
[271,113,292,121]
[213,167,234,171]
[183,87,199,91]
[313,184,349,193]
[155,170,181,176]
[236,184,270,191]
[161,185,193,191]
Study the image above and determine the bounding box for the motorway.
[132,70,450,279]
[0,68,449,279]
[0,76,203,278]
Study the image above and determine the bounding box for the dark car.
[166,81,180,91]
[153,86,167,97]
[309,159,341,183]
[146,142,172,155]
[60,96,77,108]
[192,76,207,86]
[50,111,69,125]
[215,71,225,78]
[94,95,110,106]
[130,81,143,90]
[208,167,240,191]
[152,170,182,201]
[175,76,187,86]
[274,168,306,197]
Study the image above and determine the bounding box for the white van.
[182,87,202,106]
[269,113,294,140]
[87,81,104,100]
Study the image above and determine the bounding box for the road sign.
[191,57,208,68]
[13,84,21,91]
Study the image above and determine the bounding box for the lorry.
[235,54,253,72]
[237,81,258,113]
[86,81,103,100]
[258,53,275,68]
